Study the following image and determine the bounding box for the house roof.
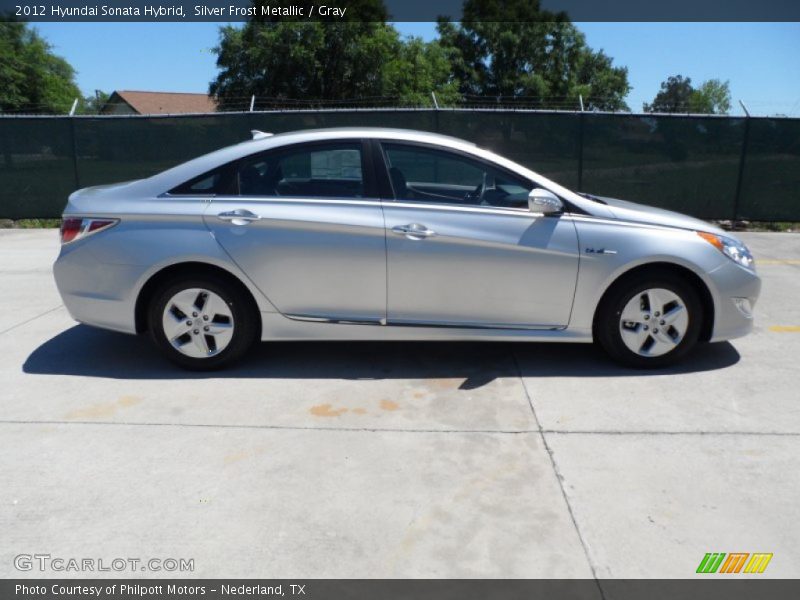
[109,90,217,114]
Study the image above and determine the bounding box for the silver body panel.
[205,196,386,323]
[383,202,579,328]
[53,127,761,346]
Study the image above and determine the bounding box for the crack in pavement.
[511,349,606,597]
[0,304,63,336]
[0,419,539,434]
[1,419,797,437]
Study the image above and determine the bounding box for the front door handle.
[217,209,260,225]
[391,223,436,239]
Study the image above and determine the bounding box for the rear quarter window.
[169,166,234,195]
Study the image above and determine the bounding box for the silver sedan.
[53,128,761,369]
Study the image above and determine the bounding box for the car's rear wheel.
[595,272,703,368]
[148,275,258,370]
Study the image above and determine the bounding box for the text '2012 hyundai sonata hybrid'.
[54,128,761,370]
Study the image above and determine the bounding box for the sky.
[33,21,800,117]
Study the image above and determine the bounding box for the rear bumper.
[708,261,761,343]
[53,243,140,334]
[57,291,137,335]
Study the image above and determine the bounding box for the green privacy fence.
[1,109,798,220]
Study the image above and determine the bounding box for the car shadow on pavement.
[23,324,741,387]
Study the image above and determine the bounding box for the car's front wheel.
[148,275,258,370]
[595,272,703,368]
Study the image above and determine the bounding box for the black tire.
[594,271,704,368]
[147,274,258,370]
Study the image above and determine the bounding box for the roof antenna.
[251,130,273,140]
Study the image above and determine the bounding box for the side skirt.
[260,312,593,343]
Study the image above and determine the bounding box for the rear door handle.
[217,209,260,224]
[391,223,436,239]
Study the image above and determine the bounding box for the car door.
[203,139,387,323]
[378,141,580,328]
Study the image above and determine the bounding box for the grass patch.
[743,222,799,232]
[4,218,62,228]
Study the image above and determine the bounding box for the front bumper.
[707,260,762,342]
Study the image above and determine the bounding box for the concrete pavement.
[1,229,798,580]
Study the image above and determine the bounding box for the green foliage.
[77,90,110,115]
[13,218,61,229]
[435,0,631,110]
[0,21,82,114]
[210,20,397,106]
[689,79,731,115]
[210,0,630,111]
[382,37,461,107]
[644,75,731,114]
[210,0,432,107]
[643,75,693,113]
[210,13,458,109]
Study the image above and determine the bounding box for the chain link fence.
[1,109,798,220]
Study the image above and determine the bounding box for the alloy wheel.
[161,288,234,358]
[619,288,689,357]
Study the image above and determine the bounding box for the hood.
[594,195,726,236]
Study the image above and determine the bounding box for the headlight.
[697,231,755,270]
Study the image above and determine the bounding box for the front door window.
[382,143,533,209]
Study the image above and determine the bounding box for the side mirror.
[528,188,563,215]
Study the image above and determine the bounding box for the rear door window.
[238,142,364,198]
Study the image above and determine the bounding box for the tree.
[210,20,397,108]
[436,0,630,110]
[77,90,109,115]
[0,21,82,114]
[643,75,694,113]
[211,0,630,110]
[644,75,731,114]
[210,0,458,109]
[382,37,461,107]
[689,79,731,115]
[212,0,451,108]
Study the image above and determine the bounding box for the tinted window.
[382,143,533,208]
[169,167,231,195]
[238,143,364,198]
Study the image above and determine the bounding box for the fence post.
[577,111,585,192]
[432,92,440,134]
[732,103,751,221]
[69,116,81,191]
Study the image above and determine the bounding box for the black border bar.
[2,0,800,22]
[4,580,800,600]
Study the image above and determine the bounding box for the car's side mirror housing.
[528,188,563,215]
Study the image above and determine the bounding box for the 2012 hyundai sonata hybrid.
[54,127,761,370]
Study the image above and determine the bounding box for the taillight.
[60,218,83,244]
[60,218,118,244]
